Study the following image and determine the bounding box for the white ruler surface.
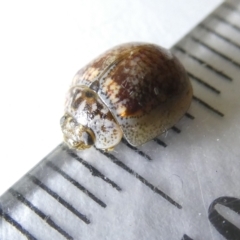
[1,1,240,240]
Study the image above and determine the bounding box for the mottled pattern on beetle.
[65,86,122,149]
[101,46,188,118]
[65,87,108,122]
[71,43,192,146]
[72,43,139,88]
[73,44,187,117]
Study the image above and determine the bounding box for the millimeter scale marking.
[1,1,240,239]
[174,46,232,81]
[0,207,38,240]
[199,24,240,50]
[45,161,107,208]
[27,174,91,224]
[189,36,240,68]
[9,188,73,240]
[62,145,122,191]
[96,148,182,209]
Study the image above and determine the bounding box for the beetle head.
[60,113,95,150]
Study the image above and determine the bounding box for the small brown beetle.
[61,42,192,151]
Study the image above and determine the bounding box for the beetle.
[60,42,193,151]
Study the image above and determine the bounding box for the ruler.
[1,1,240,239]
